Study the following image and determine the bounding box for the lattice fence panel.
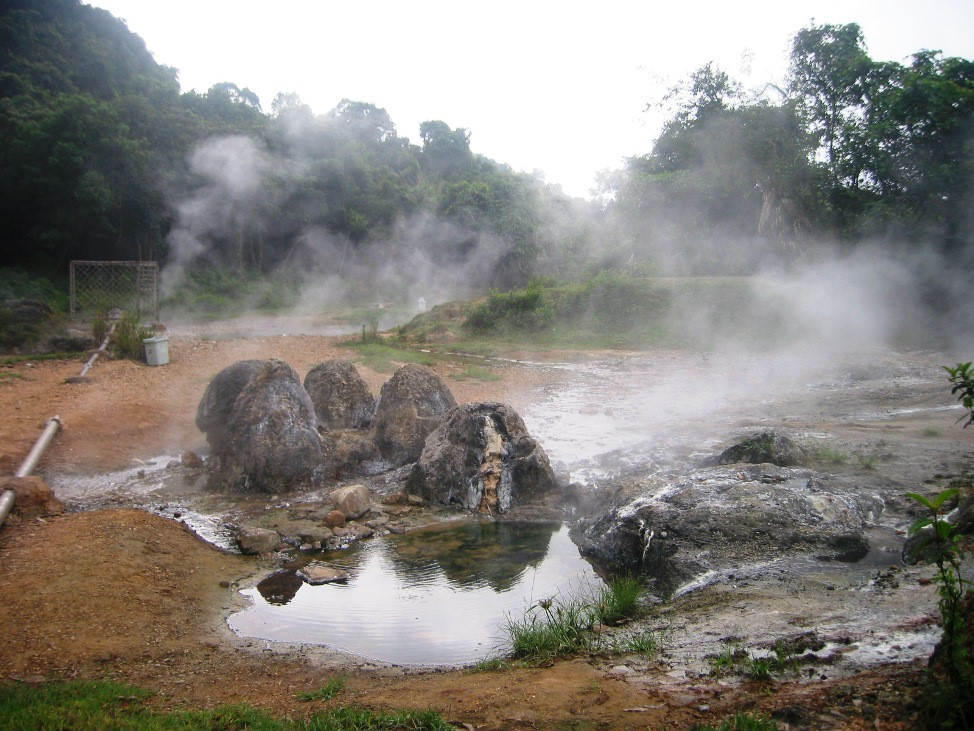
[69,261,159,322]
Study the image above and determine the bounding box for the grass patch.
[922,427,942,437]
[472,657,510,672]
[502,578,651,664]
[0,371,26,382]
[692,712,779,730]
[0,679,453,730]
[0,352,84,366]
[806,442,848,465]
[505,595,596,662]
[594,575,643,625]
[344,341,436,373]
[451,364,501,382]
[296,676,345,702]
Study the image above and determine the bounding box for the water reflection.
[230,522,601,665]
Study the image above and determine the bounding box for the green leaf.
[906,492,936,510]
[908,517,933,535]
[931,488,960,510]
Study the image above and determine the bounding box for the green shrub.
[112,311,153,361]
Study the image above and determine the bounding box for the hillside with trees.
[1,1,972,314]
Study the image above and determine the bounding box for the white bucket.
[143,336,170,366]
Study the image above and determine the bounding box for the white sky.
[90,0,974,198]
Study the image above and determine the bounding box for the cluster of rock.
[195,358,560,556]
[234,483,416,556]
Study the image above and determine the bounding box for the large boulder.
[196,359,268,452]
[406,402,557,514]
[571,464,878,598]
[216,359,327,493]
[303,360,376,429]
[372,364,456,466]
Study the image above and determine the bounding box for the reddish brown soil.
[0,333,927,729]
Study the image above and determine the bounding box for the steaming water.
[228,522,601,665]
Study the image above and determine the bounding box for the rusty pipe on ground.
[79,322,116,378]
[0,416,63,528]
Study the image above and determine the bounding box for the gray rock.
[373,364,457,466]
[406,402,557,514]
[195,359,268,453]
[719,431,806,467]
[297,562,350,585]
[304,360,376,429]
[329,484,371,518]
[237,525,282,554]
[571,464,878,597]
[216,359,327,493]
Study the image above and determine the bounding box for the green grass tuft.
[297,676,345,702]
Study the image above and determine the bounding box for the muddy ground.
[0,323,971,729]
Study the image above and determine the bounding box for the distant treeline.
[1,0,972,298]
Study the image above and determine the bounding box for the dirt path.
[0,332,935,728]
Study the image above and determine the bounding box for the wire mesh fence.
[69,261,160,323]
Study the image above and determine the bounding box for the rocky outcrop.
[373,364,456,466]
[216,359,327,493]
[303,360,376,429]
[406,402,557,514]
[719,431,806,467]
[196,359,268,453]
[571,464,878,597]
[297,562,350,585]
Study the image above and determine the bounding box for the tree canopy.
[1,4,972,295]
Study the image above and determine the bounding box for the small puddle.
[228,522,602,666]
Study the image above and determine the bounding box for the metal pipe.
[15,416,62,478]
[1,416,62,529]
[0,490,15,528]
[79,322,116,378]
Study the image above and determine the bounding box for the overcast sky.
[90,0,974,198]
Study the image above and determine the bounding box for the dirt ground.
[0,330,933,729]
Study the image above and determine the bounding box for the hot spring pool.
[228,521,601,665]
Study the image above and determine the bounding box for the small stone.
[237,525,282,555]
[329,484,371,518]
[181,451,205,468]
[321,510,346,528]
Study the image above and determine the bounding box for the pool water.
[228,521,602,665]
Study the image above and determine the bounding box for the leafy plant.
[907,487,973,726]
[945,362,974,428]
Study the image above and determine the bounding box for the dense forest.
[1,0,972,307]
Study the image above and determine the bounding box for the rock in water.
[304,360,376,429]
[407,402,557,514]
[373,364,456,466]
[216,359,326,493]
[195,359,268,452]
[297,561,350,585]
